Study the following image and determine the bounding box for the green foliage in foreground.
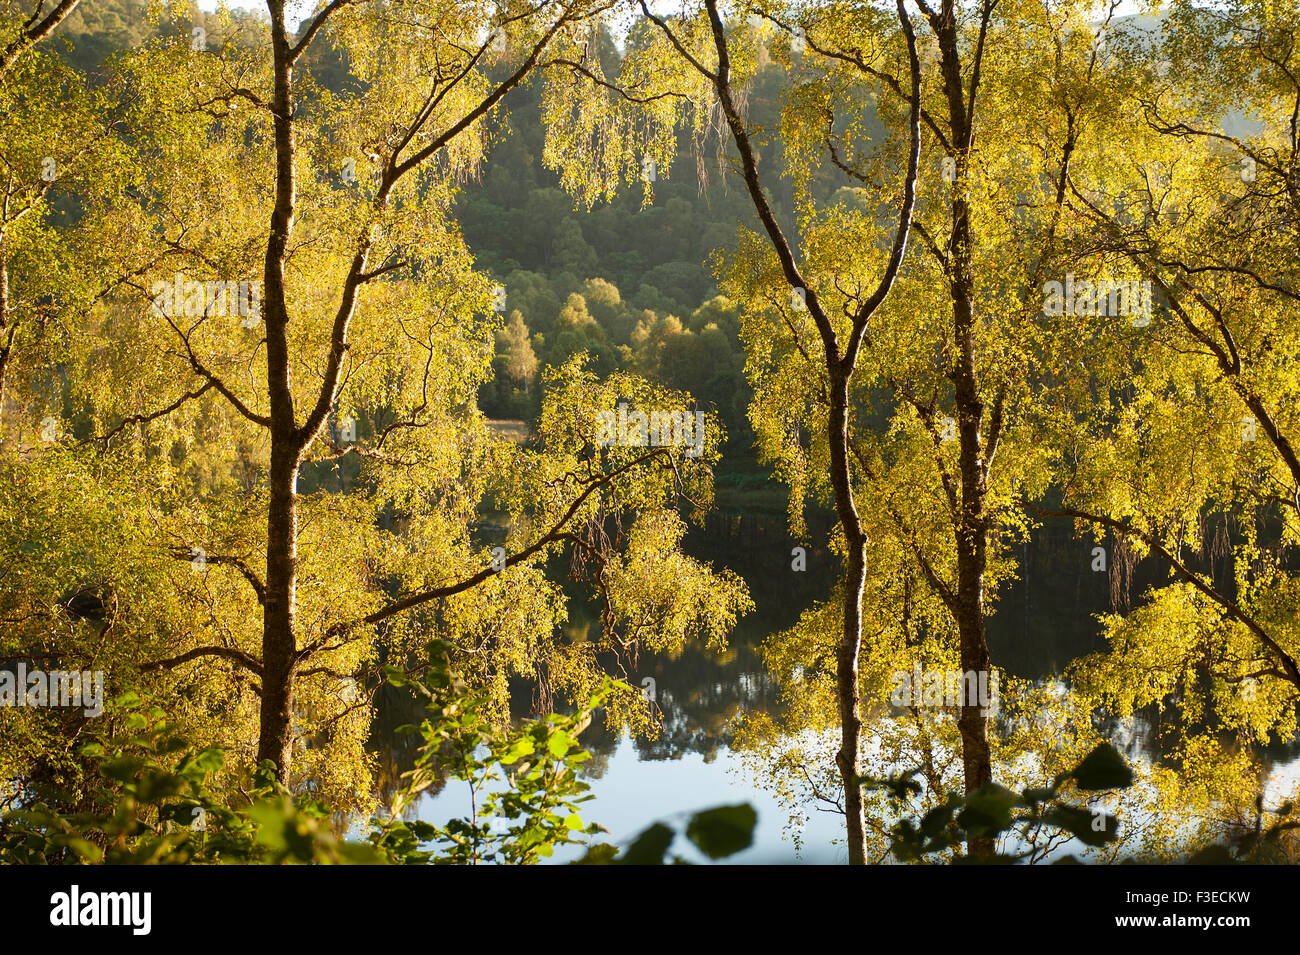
[862,743,1135,864]
[7,666,1289,864]
[0,640,758,865]
[868,742,1298,864]
[575,803,759,865]
[375,639,603,864]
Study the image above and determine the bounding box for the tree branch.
[140,645,264,677]
[1026,500,1300,692]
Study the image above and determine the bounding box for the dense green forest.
[38,0,852,489]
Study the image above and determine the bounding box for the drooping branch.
[778,13,952,154]
[85,381,215,451]
[140,645,264,677]
[852,434,958,610]
[296,447,679,660]
[637,0,717,82]
[169,548,268,605]
[394,8,574,178]
[893,386,960,520]
[0,0,81,80]
[165,315,272,427]
[539,56,690,103]
[697,0,840,361]
[1066,179,1300,490]
[288,0,361,65]
[296,6,578,448]
[840,0,922,373]
[1026,501,1300,693]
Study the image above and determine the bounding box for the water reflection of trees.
[988,522,1238,677]
[364,508,839,797]
[580,510,840,761]
[366,506,1298,831]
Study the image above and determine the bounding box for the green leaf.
[1043,804,1119,846]
[546,732,571,759]
[100,756,144,783]
[952,852,1019,865]
[63,838,104,863]
[336,842,391,865]
[499,738,535,765]
[1186,844,1236,865]
[1021,786,1057,807]
[956,784,1020,836]
[919,804,954,838]
[618,823,675,865]
[573,843,620,865]
[685,804,757,860]
[861,772,922,802]
[1070,743,1135,791]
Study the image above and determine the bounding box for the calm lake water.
[370,507,1300,863]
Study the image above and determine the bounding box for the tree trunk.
[952,215,995,857]
[828,372,869,864]
[0,250,11,431]
[257,0,301,781]
[257,443,299,774]
[931,0,997,855]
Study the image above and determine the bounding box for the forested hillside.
[46,0,894,474]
